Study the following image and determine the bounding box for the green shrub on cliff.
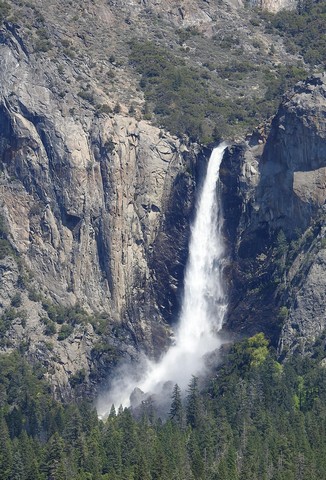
[57,323,74,341]
[129,40,306,143]
[0,215,15,259]
[0,1,10,22]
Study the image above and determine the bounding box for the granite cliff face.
[221,74,326,354]
[0,20,202,396]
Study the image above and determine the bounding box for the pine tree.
[103,424,122,478]
[188,431,205,479]
[134,450,152,480]
[0,415,13,480]
[84,426,103,479]
[216,457,228,480]
[45,432,68,480]
[109,404,116,419]
[10,450,25,480]
[225,445,239,480]
[169,384,184,427]
[63,406,83,446]
[118,408,138,468]
[18,431,35,479]
[7,406,23,438]
[151,442,169,480]
[186,376,200,429]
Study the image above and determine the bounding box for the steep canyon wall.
[222,74,326,354]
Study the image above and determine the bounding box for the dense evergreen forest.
[1,333,325,480]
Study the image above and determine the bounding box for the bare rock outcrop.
[256,74,326,235]
[247,0,298,12]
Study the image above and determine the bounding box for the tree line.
[0,332,325,479]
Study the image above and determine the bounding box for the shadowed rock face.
[224,75,326,256]
[220,74,326,353]
[279,242,326,356]
[255,75,326,237]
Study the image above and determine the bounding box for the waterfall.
[97,143,228,414]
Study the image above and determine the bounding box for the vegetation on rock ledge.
[129,40,306,144]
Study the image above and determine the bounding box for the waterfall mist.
[97,143,228,417]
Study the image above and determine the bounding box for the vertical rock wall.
[221,75,326,353]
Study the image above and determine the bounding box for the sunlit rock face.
[0,95,196,339]
[246,0,298,12]
[0,22,200,395]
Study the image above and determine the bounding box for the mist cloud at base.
[96,329,224,419]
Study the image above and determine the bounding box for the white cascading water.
[97,143,228,415]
